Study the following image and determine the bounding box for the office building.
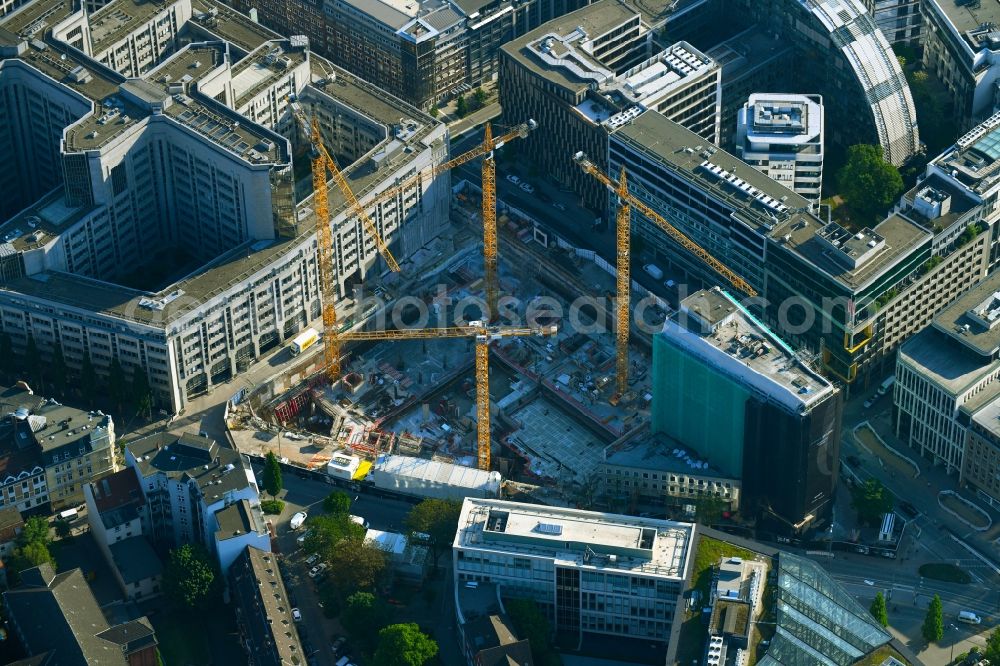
[920,0,1000,129]
[453,498,693,650]
[0,385,116,512]
[654,288,842,533]
[601,430,742,512]
[735,93,823,203]
[0,0,451,414]
[609,110,990,387]
[229,545,305,666]
[500,0,720,211]
[124,431,269,573]
[4,563,159,666]
[895,273,1000,485]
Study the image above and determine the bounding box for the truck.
[643,264,664,280]
[365,454,502,501]
[876,375,895,397]
[290,327,320,356]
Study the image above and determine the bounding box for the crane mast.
[574,151,757,397]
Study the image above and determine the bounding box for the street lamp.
[949,623,958,665]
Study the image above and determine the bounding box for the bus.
[290,328,320,356]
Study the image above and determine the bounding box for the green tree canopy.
[19,516,51,547]
[506,599,560,666]
[341,591,394,653]
[323,490,352,515]
[455,95,468,118]
[302,513,364,557]
[869,591,888,627]
[108,358,127,410]
[922,593,944,643]
[837,144,903,223]
[984,626,1000,663]
[261,451,283,499]
[132,368,153,418]
[373,623,438,666]
[10,541,54,579]
[405,498,461,567]
[164,543,218,608]
[850,478,894,526]
[326,537,387,597]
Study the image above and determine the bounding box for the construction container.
[366,454,501,501]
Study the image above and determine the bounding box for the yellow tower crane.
[573,151,758,396]
[360,120,537,318]
[293,109,403,380]
[339,321,556,470]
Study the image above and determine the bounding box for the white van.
[58,508,79,522]
[335,657,351,666]
[958,610,982,624]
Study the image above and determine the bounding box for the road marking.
[950,535,1000,575]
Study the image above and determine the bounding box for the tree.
[506,599,560,666]
[261,451,283,499]
[850,478,894,526]
[373,623,438,666]
[342,592,394,653]
[455,95,468,118]
[51,344,68,393]
[837,144,903,223]
[922,594,944,643]
[429,105,439,118]
[302,513,364,557]
[80,353,97,405]
[131,367,153,418]
[10,541,54,577]
[870,591,888,627]
[695,495,726,526]
[984,626,1000,663]
[164,544,218,608]
[108,358,127,410]
[53,519,72,539]
[19,516,51,547]
[327,537,387,597]
[405,498,461,568]
[473,87,488,108]
[323,490,352,515]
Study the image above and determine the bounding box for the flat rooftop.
[924,0,1000,48]
[215,498,262,541]
[612,110,808,233]
[969,391,1000,438]
[88,0,179,55]
[898,326,999,396]
[456,498,693,579]
[0,190,96,253]
[603,432,737,480]
[931,271,1000,356]
[502,0,642,93]
[932,112,1000,195]
[743,93,821,145]
[231,40,308,107]
[190,0,277,52]
[667,287,835,411]
[705,25,792,84]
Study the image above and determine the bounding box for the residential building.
[0,0,451,414]
[654,288,842,533]
[601,429,742,512]
[608,110,990,387]
[228,545,304,666]
[453,498,694,650]
[0,388,49,515]
[455,582,532,666]
[920,0,1000,129]
[0,505,23,559]
[124,431,268,574]
[735,94,823,203]
[84,469,163,601]
[500,0,721,211]
[4,563,159,666]
[894,273,1000,483]
[0,385,115,511]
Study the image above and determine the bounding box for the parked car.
[297,529,314,546]
[552,202,567,211]
[308,563,328,578]
[505,174,520,185]
[898,500,919,518]
[305,553,320,566]
[331,636,347,655]
[292,608,302,622]
[863,396,877,409]
[290,512,308,530]
[519,182,535,193]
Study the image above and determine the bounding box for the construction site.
[226,119,752,506]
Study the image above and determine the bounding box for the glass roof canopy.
[757,553,892,666]
[972,127,1000,161]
